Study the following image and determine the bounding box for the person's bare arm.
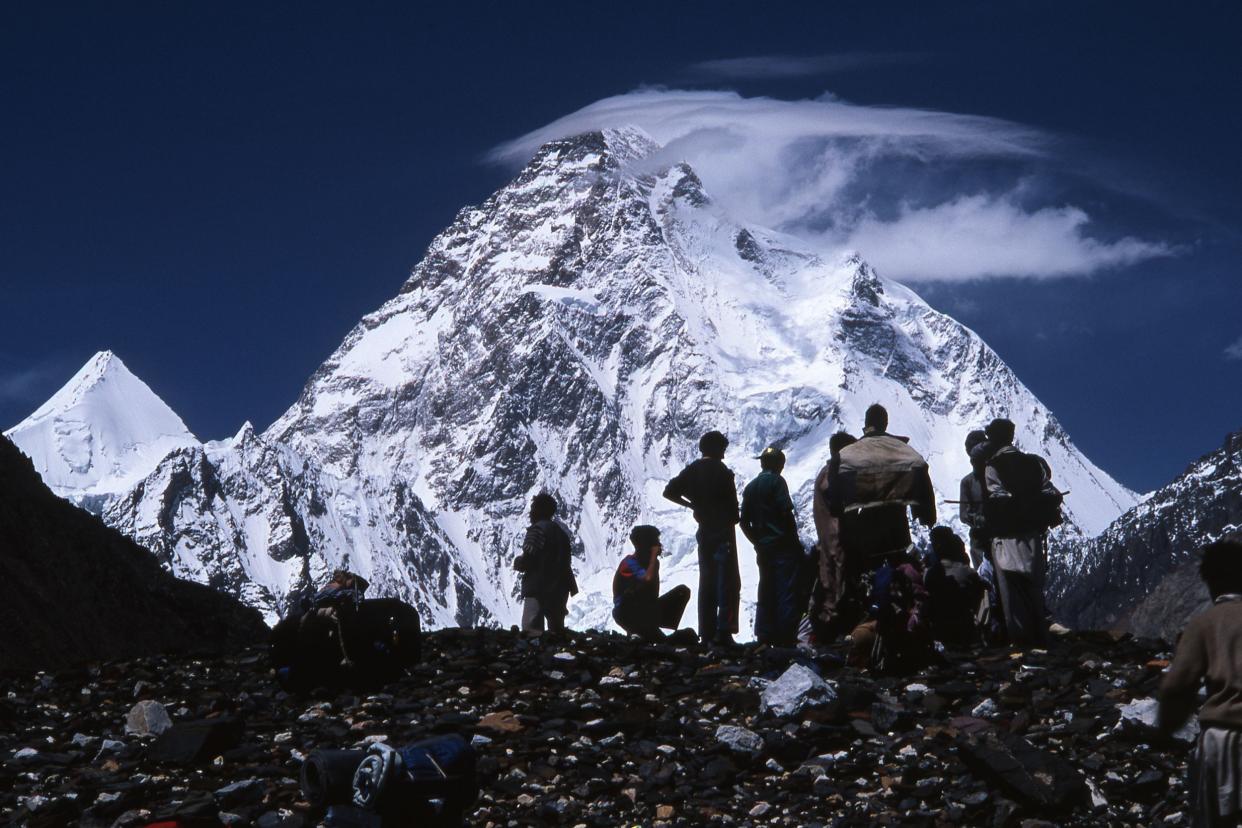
[641,546,661,582]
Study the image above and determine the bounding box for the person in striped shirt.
[612,525,690,641]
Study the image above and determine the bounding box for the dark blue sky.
[2,2,1239,493]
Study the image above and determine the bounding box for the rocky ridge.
[1050,428,1242,640]
[1,629,1197,827]
[0,433,266,674]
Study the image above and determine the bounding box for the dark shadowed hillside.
[0,435,267,674]
[1051,429,1242,640]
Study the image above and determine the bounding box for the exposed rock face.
[7,127,1137,633]
[0,435,266,674]
[1050,429,1242,639]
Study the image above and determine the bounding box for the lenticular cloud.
[491,89,1171,281]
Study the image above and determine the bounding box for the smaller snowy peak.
[22,350,124,421]
[5,351,199,500]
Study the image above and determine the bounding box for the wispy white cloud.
[1226,336,1242,360]
[688,52,922,80]
[846,194,1172,281]
[491,89,1173,281]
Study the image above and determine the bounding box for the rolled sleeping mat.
[301,749,368,807]
[352,735,478,814]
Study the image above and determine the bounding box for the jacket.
[515,519,578,602]
[612,553,657,609]
[740,469,799,548]
[830,432,936,559]
[663,457,740,531]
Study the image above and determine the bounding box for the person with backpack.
[740,446,803,646]
[982,418,1063,648]
[829,404,936,567]
[808,431,860,643]
[1158,537,1242,828]
[513,493,578,633]
[663,431,742,646]
[612,525,692,641]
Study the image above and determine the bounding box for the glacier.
[6,127,1139,635]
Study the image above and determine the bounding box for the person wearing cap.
[612,525,692,641]
[663,431,742,646]
[740,446,804,646]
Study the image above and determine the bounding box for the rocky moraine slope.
[1,628,1201,827]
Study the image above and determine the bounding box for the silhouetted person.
[300,569,370,668]
[961,429,1005,642]
[1159,537,1242,827]
[982,418,1062,648]
[514,493,578,633]
[663,431,741,646]
[808,431,859,642]
[923,526,986,647]
[830,403,936,567]
[741,446,803,646]
[612,525,691,641]
[959,429,991,568]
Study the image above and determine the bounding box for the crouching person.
[924,526,987,648]
[1158,537,1242,827]
[301,569,370,668]
[613,525,691,641]
[848,552,932,674]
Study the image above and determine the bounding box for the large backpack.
[984,450,1063,536]
[833,435,930,559]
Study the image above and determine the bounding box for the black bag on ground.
[271,596,422,690]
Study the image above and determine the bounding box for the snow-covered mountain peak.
[24,350,126,419]
[15,131,1140,634]
[5,351,197,500]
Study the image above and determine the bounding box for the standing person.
[830,404,936,568]
[663,431,742,646]
[612,525,692,641]
[1158,537,1242,828]
[513,493,578,633]
[808,431,859,642]
[959,430,991,568]
[982,418,1062,648]
[740,447,803,646]
[961,429,1005,642]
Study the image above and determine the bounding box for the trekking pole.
[943,490,1069,505]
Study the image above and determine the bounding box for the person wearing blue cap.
[740,446,804,646]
